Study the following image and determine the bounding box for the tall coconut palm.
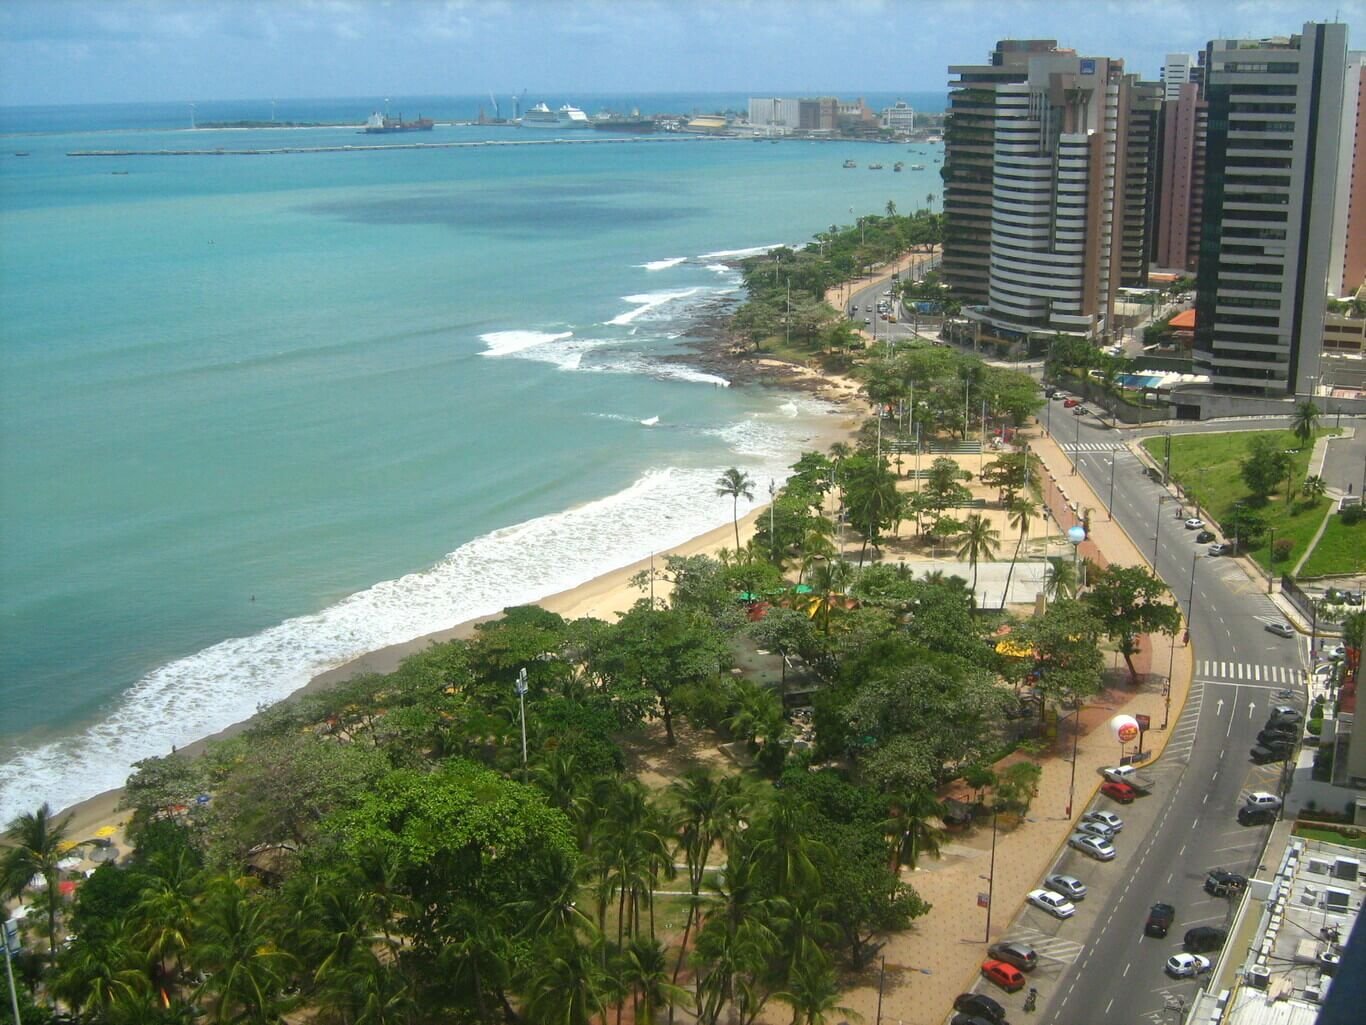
[884,789,947,872]
[520,930,607,1025]
[1044,556,1079,601]
[51,922,152,1023]
[2,803,77,960]
[1301,474,1328,502]
[954,514,1001,602]
[999,497,1038,609]
[804,559,853,635]
[775,956,862,1025]
[716,468,756,553]
[1291,400,1320,449]
[191,878,296,1025]
[620,936,692,1025]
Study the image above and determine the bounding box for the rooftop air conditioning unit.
[1332,857,1359,882]
[1248,965,1271,989]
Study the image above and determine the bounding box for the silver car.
[1045,873,1087,901]
[1083,810,1124,833]
[1076,819,1116,840]
[1069,833,1116,861]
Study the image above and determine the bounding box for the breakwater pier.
[67,135,730,158]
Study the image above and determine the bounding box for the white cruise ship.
[557,104,592,128]
[519,102,560,128]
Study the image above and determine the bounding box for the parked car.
[1269,705,1304,723]
[1027,888,1076,919]
[1238,805,1277,826]
[1346,591,1363,606]
[951,1015,997,1025]
[987,940,1038,973]
[1075,819,1117,841]
[1208,542,1232,556]
[1063,398,1080,408]
[1044,386,1058,398]
[1195,530,1215,543]
[1264,621,1295,638]
[980,959,1026,992]
[1068,834,1117,860]
[953,992,1007,1023]
[1258,727,1299,746]
[1082,810,1124,833]
[1184,926,1228,954]
[1100,780,1137,804]
[1205,870,1248,897]
[1245,791,1283,810]
[1053,392,1068,402]
[1184,517,1205,530]
[1262,717,1298,735]
[1072,405,1089,416]
[1326,644,1347,660]
[1250,742,1293,764]
[1166,953,1212,978]
[1145,902,1176,937]
[1045,874,1088,901]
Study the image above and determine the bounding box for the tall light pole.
[1266,527,1277,593]
[1154,495,1176,564]
[1064,705,1083,817]
[1107,454,1116,520]
[983,804,999,942]
[515,668,529,781]
[3,920,21,1025]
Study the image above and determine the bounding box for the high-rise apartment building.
[1161,53,1202,100]
[1193,22,1351,396]
[1152,83,1208,272]
[944,41,1158,342]
[1330,53,1365,297]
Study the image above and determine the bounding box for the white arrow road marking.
[1248,702,1256,719]
[1216,699,1224,715]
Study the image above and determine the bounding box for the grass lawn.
[1140,429,1337,573]
[1299,514,1366,578]
[1292,824,1366,849]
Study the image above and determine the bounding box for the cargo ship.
[362,112,434,134]
[592,115,657,134]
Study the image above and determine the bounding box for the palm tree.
[716,468,756,553]
[1302,474,1328,502]
[1000,497,1038,609]
[191,877,296,1025]
[775,956,862,1025]
[885,199,897,217]
[885,788,948,872]
[804,559,852,635]
[2,803,77,960]
[620,936,692,1025]
[1292,400,1321,449]
[954,513,1001,602]
[520,930,607,1025]
[51,922,153,1023]
[1044,557,1079,602]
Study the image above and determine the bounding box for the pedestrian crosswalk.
[1195,661,1305,684]
[1005,928,1085,967]
[1059,442,1126,453]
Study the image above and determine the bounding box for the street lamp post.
[984,805,998,942]
[1104,453,1117,520]
[1154,495,1176,564]
[768,479,776,564]
[1064,706,1082,817]
[515,668,529,781]
[1266,527,1277,594]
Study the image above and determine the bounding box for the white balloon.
[1110,714,1140,744]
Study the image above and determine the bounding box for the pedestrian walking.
[1025,987,1038,1013]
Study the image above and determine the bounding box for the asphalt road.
[963,411,1331,1025]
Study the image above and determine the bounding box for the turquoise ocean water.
[0,93,945,820]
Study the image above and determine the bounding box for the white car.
[1165,953,1212,978]
[1082,810,1124,833]
[1245,791,1283,811]
[1184,517,1205,530]
[1069,833,1117,861]
[1027,888,1076,919]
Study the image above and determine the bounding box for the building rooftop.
[1194,836,1361,1024]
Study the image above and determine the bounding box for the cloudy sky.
[1,0,1359,107]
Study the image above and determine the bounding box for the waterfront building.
[945,41,1159,343]
[1192,22,1351,397]
[880,99,916,132]
[748,97,800,129]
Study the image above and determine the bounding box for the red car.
[1063,398,1081,408]
[1101,780,1137,804]
[981,959,1026,992]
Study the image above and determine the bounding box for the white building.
[748,97,800,128]
[880,99,916,132]
[1162,53,1199,100]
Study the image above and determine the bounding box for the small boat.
[893,161,904,172]
[868,163,883,170]
[13,152,30,157]
[843,159,857,168]
[910,163,926,170]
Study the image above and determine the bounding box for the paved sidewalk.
[836,428,1196,1024]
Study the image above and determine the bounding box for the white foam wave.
[640,416,660,426]
[577,351,730,388]
[696,244,784,260]
[607,288,702,326]
[0,464,792,823]
[705,263,734,275]
[705,417,797,459]
[637,257,687,272]
[480,329,572,357]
